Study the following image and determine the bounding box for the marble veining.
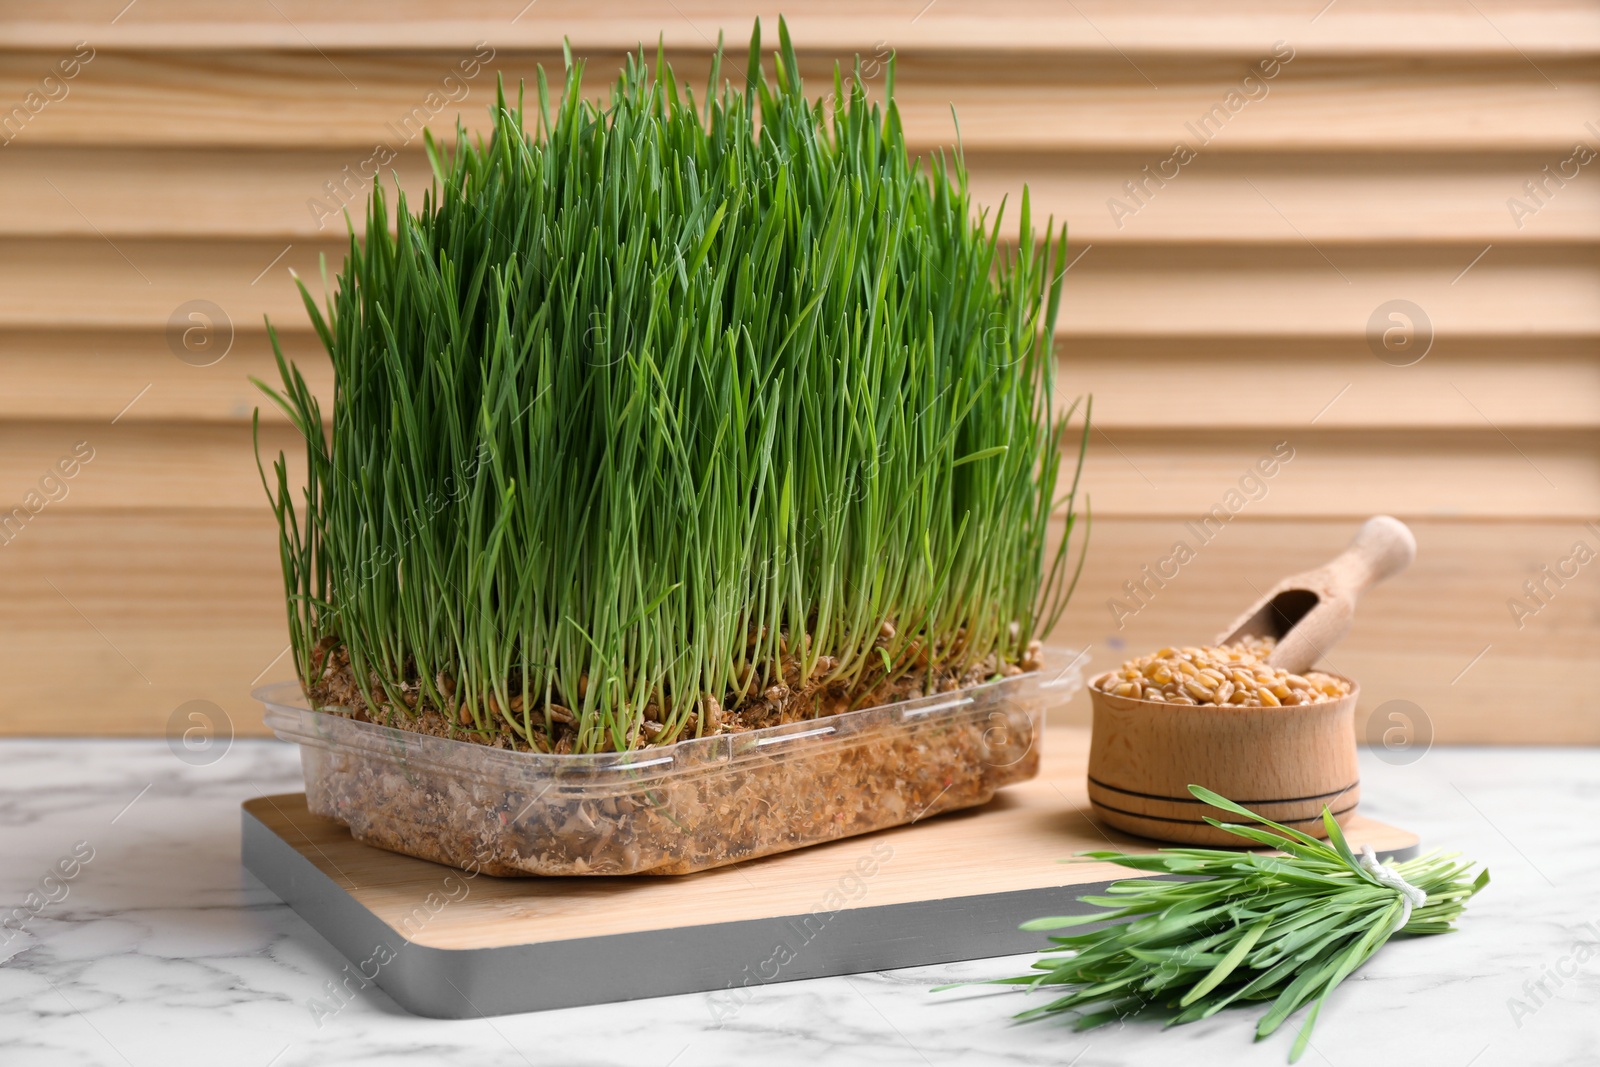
[1,738,1596,1066]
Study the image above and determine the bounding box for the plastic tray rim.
[255,648,1085,787]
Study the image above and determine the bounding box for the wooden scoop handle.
[1217,516,1416,673]
[1321,515,1417,596]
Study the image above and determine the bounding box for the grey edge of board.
[241,806,1420,1020]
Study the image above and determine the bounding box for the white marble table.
[0,738,1596,1067]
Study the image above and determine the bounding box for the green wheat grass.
[955,787,1488,1063]
[255,19,1087,753]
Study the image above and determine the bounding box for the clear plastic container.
[255,654,1082,876]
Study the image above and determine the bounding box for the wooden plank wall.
[1,1,1595,741]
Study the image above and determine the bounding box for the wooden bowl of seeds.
[1086,641,1360,846]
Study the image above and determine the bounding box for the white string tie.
[1359,844,1426,932]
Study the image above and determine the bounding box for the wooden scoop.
[1216,516,1416,674]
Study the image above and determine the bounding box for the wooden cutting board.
[242,725,1417,1019]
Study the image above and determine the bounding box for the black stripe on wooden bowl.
[1087,775,1360,808]
[1089,797,1360,828]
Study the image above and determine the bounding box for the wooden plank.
[10,0,1600,56]
[0,237,337,330]
[1075,428,1599,519]
[972,153,1600,246]
[0,329,332,425]
[2,238,1595,339]
[0,420,302,512]
[0,390,1587,518]
[0,147,437,241]
[1,49,1594,153]
[4,331,1592,432]
[1052,244,1600,338]
[1065,339,1600,431]
[0,513,1592,744]
[0,510,293,736]
[8,146,1597,245]
[0,415,1585,519]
